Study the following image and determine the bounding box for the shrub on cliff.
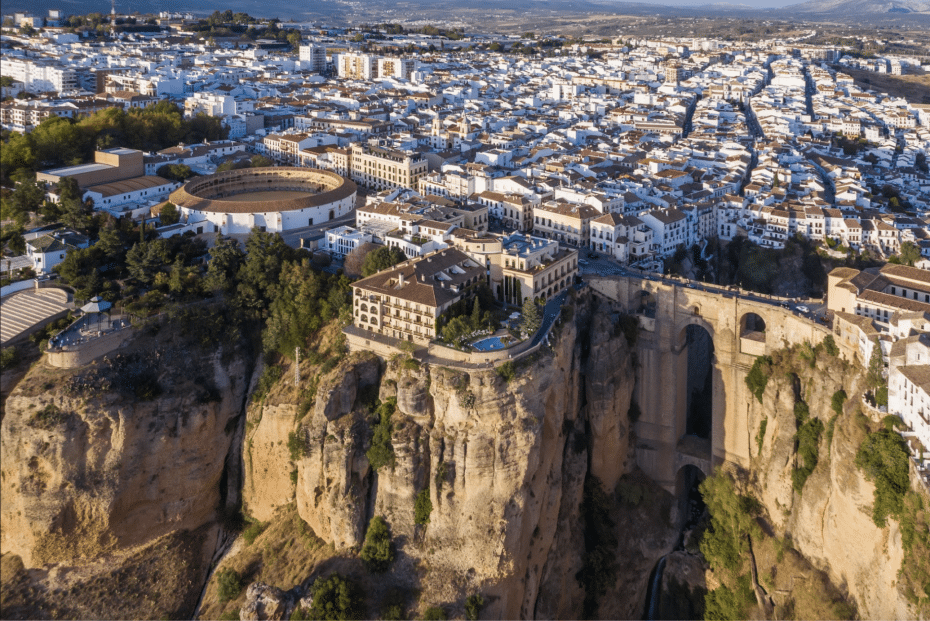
[704,574,755,621]
[465,594,484,621]
[216,568,242,603]
[414,488,433,525]
[367,398,396,471]
[495,361,516,382]
[792,417,824,494]
[699,469,762,574]
[745,355,772,403]
[360,516,395,573]
[831,390,847,416]
[855,426,910,528]
[423,606,447,620]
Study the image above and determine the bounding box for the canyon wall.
[747,350,914,620]
[0,330,252,569]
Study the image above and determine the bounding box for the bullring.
[168,167,357,234]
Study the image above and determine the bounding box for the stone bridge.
[587,275,832,496]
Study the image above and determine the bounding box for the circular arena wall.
[168,167,357,235]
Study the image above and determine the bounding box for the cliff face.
[242,294,642,618]
[0,330,252,569]
[747,351,913,620]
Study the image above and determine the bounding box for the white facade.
[299,45,328,73]
[177,194,356,236]
[1,58,77,94]
[324,225,372,257]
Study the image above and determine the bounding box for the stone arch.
[677,321,715,442]
[739,311,766,336]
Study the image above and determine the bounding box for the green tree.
[159,202,180,226]
[470,296,482,331]
[307,574,362,620]
[699,468,761,574]
[10,180,45,218]
[360,515,395,573]
[521,296,541,336]
[897,241,920,267]
[156,163,195,182]
[250,155,274,168]
[205,236,245,295]
[235,228,296,314]
[6,231,26,255]
[866,338,884,390]
[361,245,406,276]
[125,240,169,285]
[0,132,37,183]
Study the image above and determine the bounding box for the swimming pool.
[471,336,506,351]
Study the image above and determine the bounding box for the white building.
[1,58,77,94]
[324,225,373,258]
[640,208,690,256]
[83,176,181,215]
[25,235,73,274]
[299,45,328,73]
[889,334,930,453]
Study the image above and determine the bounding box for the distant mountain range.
[782,0,930,13]
[5,0,930,25]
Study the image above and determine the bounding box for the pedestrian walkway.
[0,288,71,345]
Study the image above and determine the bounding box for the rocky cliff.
[746,346,914,620]
[0,324,253,572]
[240,293,653,618]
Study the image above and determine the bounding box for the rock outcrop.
[747,350,913,619]
[0,331,252,568]
[242,292,641,618]
[240,582,293,621]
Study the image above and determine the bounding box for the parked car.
[578,259,589,266]
[796,305,810,313]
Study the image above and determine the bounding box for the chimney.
[399,272,405,286]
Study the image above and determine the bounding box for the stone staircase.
[0,288,71,345]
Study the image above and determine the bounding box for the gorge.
[1,283,927,620]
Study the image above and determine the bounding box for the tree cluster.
[1,103,228,184]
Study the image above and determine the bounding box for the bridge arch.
[677,322,715,442]
[740,311,767,336]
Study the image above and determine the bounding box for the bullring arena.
[167,167,357,234]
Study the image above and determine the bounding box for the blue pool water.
[472,336,506,351]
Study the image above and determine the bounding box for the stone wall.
[46,328,134,369]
